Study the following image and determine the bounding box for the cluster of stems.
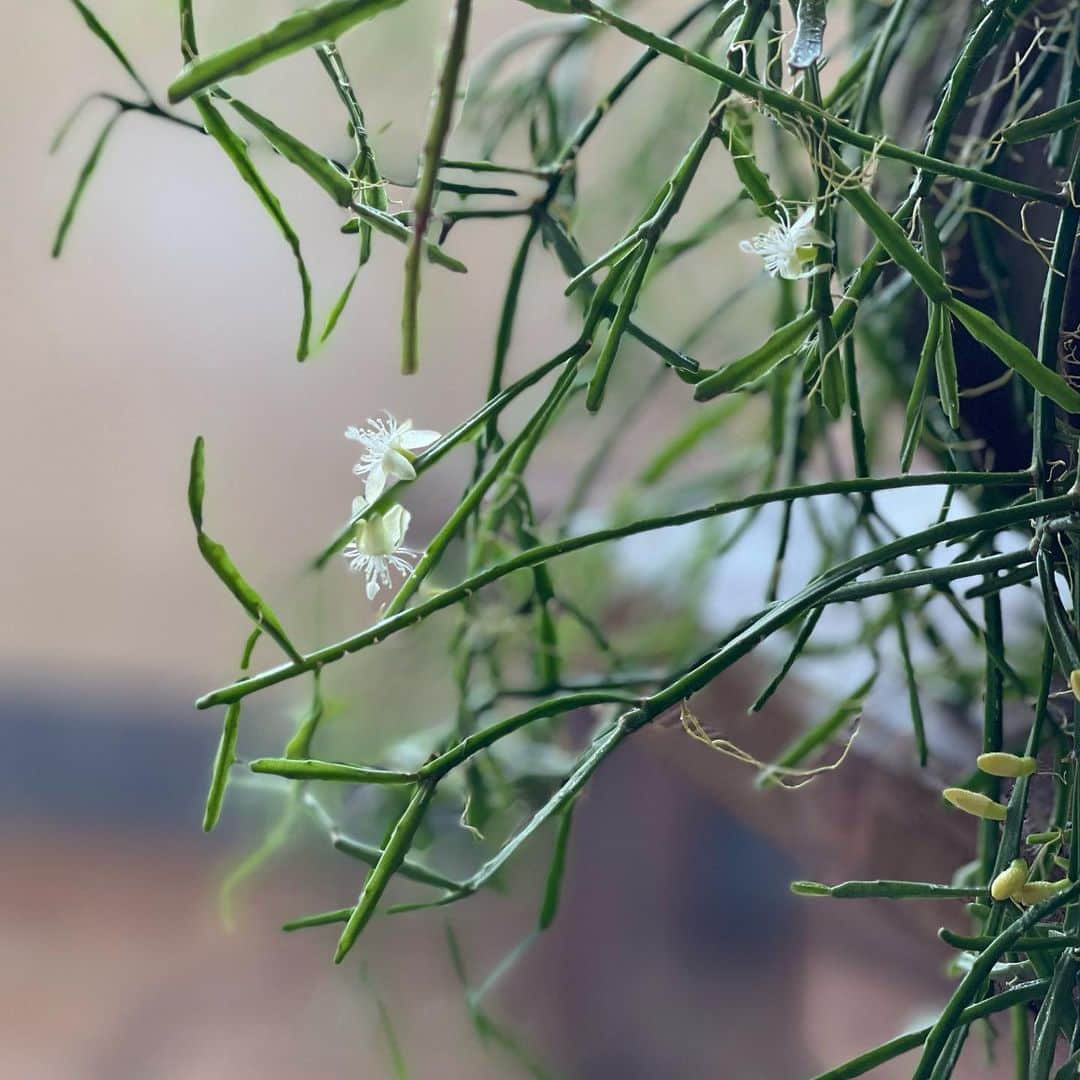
[56,0,1080,1073]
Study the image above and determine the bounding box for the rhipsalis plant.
[56,0,1080,1074]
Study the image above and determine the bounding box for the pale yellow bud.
[976,752,1037,778]
[1016,879,1071,905]
[1071,670,1080,701]
[942,787,1007,821]
[990,858,1029,901]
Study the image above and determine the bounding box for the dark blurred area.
[1,3,1016,1078]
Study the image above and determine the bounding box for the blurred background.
[2,3,1018,1077]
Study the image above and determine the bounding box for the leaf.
[920,212,960,428]
[168,0,409,103]
[66,0,151,98]
[201,626,261,833]
[194,96,313,360]
[788,0,827,70]
[334,781,437,963]
[586,242,653,412]
[196,535,304,663]
[320,265,360,343]
[373,993,409,1080]
[538,802,575,931]
[51,110,123,258]
[189,436,304,663]
[202,702,241,832]
[841,185,950,304]
[948,298,1080,413]
[187,435,206,532]
[693,310,817,401]
[936,308,960,429]
[899,307,941,472]
[228,97,354,206]
[756,668,876,789]
[347,203,468,273]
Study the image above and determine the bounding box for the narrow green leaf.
[228,98,354,206]
[187,434,205,532]
[693,309,817,401]
[334,833,466,892]
[189,437,303,663]
[197,534,304,663]
[249,757,413,784]
[892,596,927,766]
[1029,951,1076,1080]
[811,981,1049,1080]
[202,626,261,833]
[899,307,941,472]
[321,266,360,343]
[349,203,468,273]
[638,396,742,484]
[194,96,313,360]
[841,185,951,303]
[936,308,960,428]
[948,298,1080,413]
[67,0,152,98]
[586,242,653,412]
[50,95,100,155]
[1002,99,1080,145]
[756,668,875,788]
[749,606,823,713]
[717,122,781,219]
[374,994,409,1080]
[538,803,575,930]
[921,213,959,428]
[203,702,241,832]
[334,781,437,963]
[282,906,353,931]
[51,110,122,258]
[565,183,670,296]
[792,879,987,900]
[168,0,408,103]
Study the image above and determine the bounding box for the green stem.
[199,473,1036,709]
[402,0,472,373]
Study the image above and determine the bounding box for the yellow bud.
[942,787,1007,821]
[976,752,1037,778]
[990,858,1029,901]
[795,244,817,262]
[1016,879,1071,905]
[1071,670,1080,701]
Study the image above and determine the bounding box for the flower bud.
[1071,670,1080,701]
[1016,879,1071,905]
[990,858,1029,901]
[976,752,1037,778]
[942,787,1007,821]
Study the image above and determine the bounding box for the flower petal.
[345,426,363,442]
[397,428,439,449]
[382,504,411,547]
[383,447,417,481]
[366,577,380,600]
[365,466,387,504]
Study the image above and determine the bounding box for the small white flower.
[739,205,831,280]
[343,501,417,600]
[345,413,439,504]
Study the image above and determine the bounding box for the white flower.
[739,205,831,280]
[343,501,417,600]
[345,413,439,504]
